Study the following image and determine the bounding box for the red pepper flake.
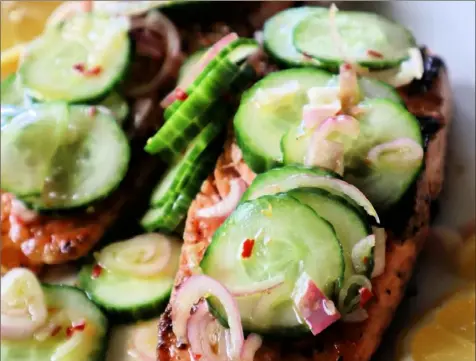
[87,106,97,117]
[367,49,384,58]
[73,63,86,73]
[359,287,373,308]
[91,264,103,279]
[343,63,352,71]
[363,256,369,265]
[192,354,202,360]
[66,320,86,338]
[85,66,102,76]
[241,238,255,259]
[51,326,62,337]
[175,88,188,101]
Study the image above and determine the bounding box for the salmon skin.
[156,12,452,361]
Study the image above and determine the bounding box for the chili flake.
[241,239,255,259]
[175,88,188,101]
[367,49,384,58]
[86,66,102,76]
[51,325,62,337]
[359,287,373,308]
[91,264,103,279]
[66,320,86,338]
[73,63,86,73]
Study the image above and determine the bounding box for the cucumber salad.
[1,1,432,361]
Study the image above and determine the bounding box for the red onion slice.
[305,115,360,175]
[127,11,181,98]
[371,227,386,278]
[160,32,238,108]
[196,179,247,219]
[302,103,341,129]
[187,303,228,361]
[172,275,244,360]
[292,273,340,335]
[241,333,263,361]
[366,138,424,170]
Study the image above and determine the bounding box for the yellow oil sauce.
[1,1,64,78]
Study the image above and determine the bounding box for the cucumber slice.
[263,6,326,67]
[287,188,371,281]
[358,77,402,103]
[78,233,181,322]
[1,103,69,197]
[201,194,344,334]
[242,165,379,223]
[20,13,131,103]
[1,73,29,106]
[23,105,130,210]
[149,107,226,207]
[143,151,219,232]
[99,91,129,124]
[146,58,238,155]
[293,11,416,69]
[234,68,333,173]
[1,285,108,361]
[343,99,423,209]
[163,39,258,122]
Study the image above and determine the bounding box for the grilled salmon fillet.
[156,56,452,361]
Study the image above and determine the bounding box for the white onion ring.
[187,303,228,361]
[132,323,157,361]
[97,233,172,277]
[351,234,376,274]
[1,268,48,340]
[127,11,181,97]
[366,138,424,170]
[371,227,386,278]
[172,275,244,360]
[196,179,247,219]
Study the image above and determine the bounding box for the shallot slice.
[196,179,247,219]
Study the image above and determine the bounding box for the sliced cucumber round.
[293,11,416,69]
[263,6,326,67]
[343,98,423,209]
[1,103,69,197]
[20,105,130,210]
[234,68,333,172]
[163,39,258,123]
[143,150,220,232]
[358,77,402,103]
[201,194,344,334]
[20,13,131,103]
[78,234,181,322]
[1,285,108,361]
[242,165,379,223]
[287,188,371,281]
